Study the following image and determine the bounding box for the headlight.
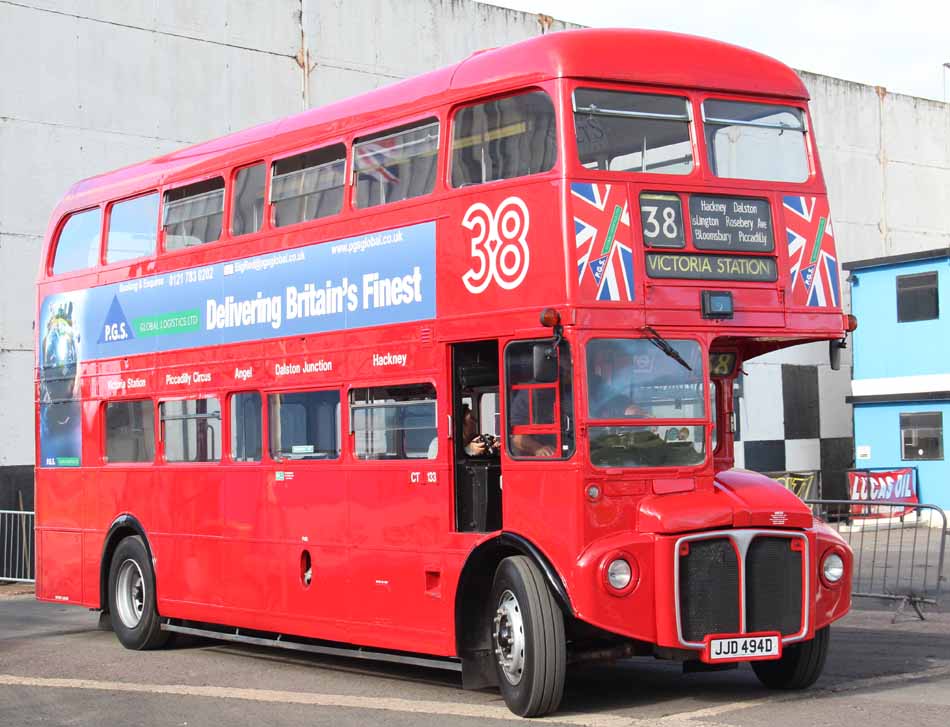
[606,558,632,590]
[822,552,844,584]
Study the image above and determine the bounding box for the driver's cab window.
[505,339,574,459]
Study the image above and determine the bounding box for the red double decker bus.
[35,28,854,717]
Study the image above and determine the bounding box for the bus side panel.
[37,530,83,604]
[221,465,350,627]
[82,530,105,606]
[35,466,86,603]
[346,463,454,654]
[502,465,583,600]
[438,181,569,321]
[154,467,223,607]
[35,468,84,530]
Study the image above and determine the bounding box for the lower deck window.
[161,398,221,462]
[350,384,437,459]
[105,400,155,463]
[231,392,262,462]
[269,390,341,460]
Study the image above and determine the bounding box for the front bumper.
[570,523,852,653]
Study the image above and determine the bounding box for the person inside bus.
[427,403,498,458]
[461,404,496,456]
[588,370,648,419]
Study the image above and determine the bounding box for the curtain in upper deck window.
[354,121,439,208]
[452,91,557,187]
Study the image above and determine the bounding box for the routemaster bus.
[35,28,854,717]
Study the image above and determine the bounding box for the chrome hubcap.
[115,558,145,629]
[493,589,525,685]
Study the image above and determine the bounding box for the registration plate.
[702,632,782,663]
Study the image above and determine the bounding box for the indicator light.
[539,308,561,327]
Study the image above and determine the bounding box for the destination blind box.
[701,290,734,319]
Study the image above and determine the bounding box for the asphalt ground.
[1,588,949,727]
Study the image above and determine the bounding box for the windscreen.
[586,338,705,468]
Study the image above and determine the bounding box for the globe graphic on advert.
[40,302,79,404]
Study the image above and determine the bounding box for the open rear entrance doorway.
[450,341,502,533]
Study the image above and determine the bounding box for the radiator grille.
[678,538,740,643]
[746,537,803,635]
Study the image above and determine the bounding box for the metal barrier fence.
[0,510,35,583]
[806,499,947,619]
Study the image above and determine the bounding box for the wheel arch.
[454,532,572,689]
[98,514,153,612]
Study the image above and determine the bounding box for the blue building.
[845,248,950,510]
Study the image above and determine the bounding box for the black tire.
[107,535,169,650]
[489,556,566,717]
[751,627,829,689]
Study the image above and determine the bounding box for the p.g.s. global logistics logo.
[461,196,530,294]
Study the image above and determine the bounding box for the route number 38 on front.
[704,634,781,662]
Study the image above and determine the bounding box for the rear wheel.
[107,535,168,650]
[751,627,829,689]
[490,556,566,717]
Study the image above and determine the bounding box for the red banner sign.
[848,468,918,517]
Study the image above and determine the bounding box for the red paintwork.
[35,28,851,663]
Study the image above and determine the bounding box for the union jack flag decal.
[784,195,840,307]
[572,183,634,302]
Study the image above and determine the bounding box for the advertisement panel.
[847,468,919,518]
[37,222,437,467]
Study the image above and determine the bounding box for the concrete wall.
[0,0,573,480]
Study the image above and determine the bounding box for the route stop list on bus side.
[688,195,773,252]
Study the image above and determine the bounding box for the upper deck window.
[573,89,692,175]
[51,207,102,275]
[231,163,266,236]
[451,91,557,187]
[271,145,346,227]
[163,178,225,250]
[703,100,808,183]
[354,120,439,208]
[106,193,159,264]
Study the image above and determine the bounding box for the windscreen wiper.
[641,326,693,372]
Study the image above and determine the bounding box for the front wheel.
[751,627,829,689]
[107,535,169,650]
[490,556,566,717]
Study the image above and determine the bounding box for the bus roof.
[58,28,808,211]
